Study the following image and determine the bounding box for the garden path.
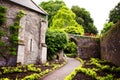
[41,58,80,80]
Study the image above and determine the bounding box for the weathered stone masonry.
[101,21,120,66]
[0,0,48,66]
[69,34,100,59]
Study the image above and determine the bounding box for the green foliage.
[64,26,84,35]
[64,41,77,54]
[0,41,4,46]
[16,10,25,20]
[65,58,119,80]
[51,6,75,28]
[10,51,16,56]
[9,10,25,55]
[65,54,77,58]
[101,22,114,34]
[40,1,84,35]
[0,62,66,80]
[96,74,114,80]
[0,78,10,80]
[0,10,24,59]
[27,64,41,72]
[44,62,50,67]
[2,66,22,74]
[22,73,40,80]
[109,2,120,23]
[71,6,98,34]
[46,29,68,60]
[50,6,84,35]
[0,28,5,38]
[64,40,77,58]
[90,58,111,71]
[0,5,7,26]
[40,0,66,27]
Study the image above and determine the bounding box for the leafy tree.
[109,2,120,23]
[71,6,98,34]
[64,26,84,35]
[46,29,68,60]
[40,0,66,27]
[51,6,84,35]
[101,22,114,34]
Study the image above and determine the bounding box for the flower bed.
[0,61,66,80]
[65,58,120,80]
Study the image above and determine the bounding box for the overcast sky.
[34,0,120,33]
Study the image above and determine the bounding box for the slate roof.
[10,0,48,15]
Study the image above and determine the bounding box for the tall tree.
[71,6,98,34]
[109,2,120,23]
[40,0,66,27]
[51,6,84,35]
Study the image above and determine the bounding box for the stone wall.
[101,21,120,66]
[0,1,47,66]
[69,35,100,59]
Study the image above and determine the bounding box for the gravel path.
[42,58,80,80]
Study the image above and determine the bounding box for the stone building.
[0,0,48,66]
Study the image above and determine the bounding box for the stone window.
[30,39,32,52]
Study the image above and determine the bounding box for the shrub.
[64,41,77,54]
[46,29,68,60]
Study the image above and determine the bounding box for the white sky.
[34,0,120,33]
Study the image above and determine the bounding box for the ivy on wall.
[0,5,7,26]
[9,10,25,55]
[0,7,25,58]
[0,5,7,58]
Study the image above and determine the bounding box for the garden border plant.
[64,58,120,80]
[0,61,66,80]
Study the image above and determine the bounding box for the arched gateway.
[69,34,100,59]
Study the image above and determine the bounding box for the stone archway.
[69,34,79,57]
[69,34,100,59]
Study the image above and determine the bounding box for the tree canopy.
[50,6,84,35]
[109,2,120,23]
[40,0,66,27]
[71,6,98,34]
[101,22,114,34]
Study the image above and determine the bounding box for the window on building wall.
[30,39,32,52]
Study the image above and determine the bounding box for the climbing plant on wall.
[0,9,25,64]
[0,5,7,26]
[0,5,7,58]
[9,10,25,55]
[0,5,7,39]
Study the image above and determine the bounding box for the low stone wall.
[77,37,100,59]
[101,21,120,66]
